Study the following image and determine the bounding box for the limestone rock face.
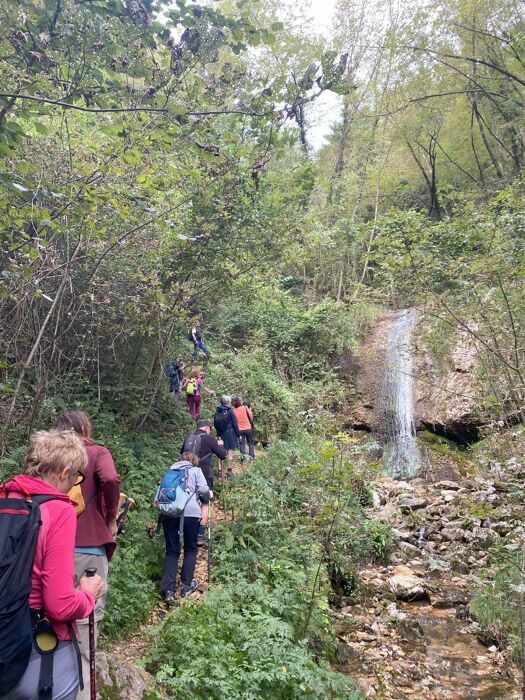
[415,326,481,441]
[96,651,154,700]
[349,311,482,442]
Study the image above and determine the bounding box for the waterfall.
[379,309,421,479]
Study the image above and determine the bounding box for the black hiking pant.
[239,429,255,460]
[160,516,200,594]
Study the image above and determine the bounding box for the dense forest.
[1,0,525,697]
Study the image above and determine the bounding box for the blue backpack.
[155,462,194,518]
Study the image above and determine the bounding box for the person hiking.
[213,395,240,480]
[181,419,227,545]
[233,396,255,463]
[0,429,103,700]
[183,368,214,420]
[53,411,120,700]
[166,360,184,399]
[156,452,210,603]
[188,320,209,359]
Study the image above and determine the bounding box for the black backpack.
[0,488,59,695]
[214,408,229,436]
[183,432,202,457]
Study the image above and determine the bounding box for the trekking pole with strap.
[83,568,97,700]
[207,498,212,585]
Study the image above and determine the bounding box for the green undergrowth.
[417,430,472,468]
[144,436,395,699]
[470,542,523,661]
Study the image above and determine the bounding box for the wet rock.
[337,643,356,663]
[97,651,154,700]
[356,631,377,642]
[471,527,498,545]
[389,480,415,493]
[383,601,408,623]
[388,573,429,601]
[436,480,461,490]
[441,527,464,542]
[449,555,470,574]
[399,541,422,558]
[399,497,428,511]
[456,604,469,619]
[392,528,414,542]
[430,588,469,609]
[486,494,501,505]
[356,678,377,696]
[490,521,512,536]
[396,618,425,642]
[366,577,389,595]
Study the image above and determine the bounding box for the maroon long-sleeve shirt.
[76,438,121,560]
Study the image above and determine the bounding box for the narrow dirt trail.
[109,456,248,665]
[335,448,523,699]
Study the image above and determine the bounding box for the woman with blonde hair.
[0,429,102,700]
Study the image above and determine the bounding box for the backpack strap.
[37,651,54,700]
[67,622,83,692]
[178,466,197,545]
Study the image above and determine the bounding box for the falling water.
[379,309,421,479]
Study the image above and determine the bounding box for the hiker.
[0,429,103,700]
[183,367,214,420]
[166,360,184,399]
[233,396,255,462]
[182,419,227,490]
[53,410,121,700]
[188,320,209,359]
[157,452,210,603]
[182,419,227,545]
[213,395,240,479]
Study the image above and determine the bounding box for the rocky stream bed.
[334,448,525,699]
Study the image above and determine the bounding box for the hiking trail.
[109,456,248,669]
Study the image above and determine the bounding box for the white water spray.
[379,309,421,479]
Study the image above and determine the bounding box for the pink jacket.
[3,475,95,640]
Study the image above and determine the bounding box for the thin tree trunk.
[0,250,77,448]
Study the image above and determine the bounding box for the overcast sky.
[305,0,341,151]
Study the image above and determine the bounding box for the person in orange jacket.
[233,396,255,462]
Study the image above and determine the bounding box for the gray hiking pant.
[1,641,79,700]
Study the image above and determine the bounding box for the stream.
[338,309,522,698]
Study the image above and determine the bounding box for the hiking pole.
[207,499,212,585]
[84,567,97,700]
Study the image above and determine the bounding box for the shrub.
[148,583,361,700]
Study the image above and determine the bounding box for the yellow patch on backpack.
[68,484,86,516]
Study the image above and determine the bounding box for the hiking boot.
[164,590,176,604]
[181,579,199,596]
